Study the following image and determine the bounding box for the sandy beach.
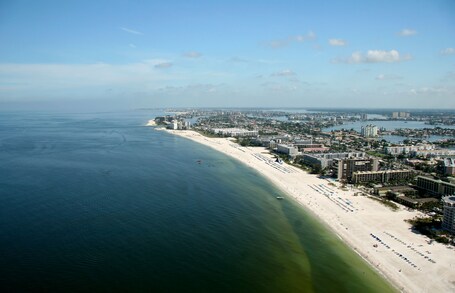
[165,129,455,293]
[146,120,156,126]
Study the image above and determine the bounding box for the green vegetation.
[300,163,327,175]
[406,216,453,245]
[330,143,348,152]
[258,130,278,135]
[419,200,442,213]
[289,162,311,173]
[413,162,438,174]
[366,151,393,159]
[238,138,262,147]
[309,164,322,174]
[194,129,224,138]
[368,196,399,211]
[339,183,348,191]
[276,153,291,164]
[435,139,455,148]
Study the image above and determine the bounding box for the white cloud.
[441,48,455,55]
[398,28,417,36]
[129,44,136,48]
[154,62,173,69]
[120,27,143,35]
[295,31,317,42]
[333,50,412,64]
[265,31,317,48]
[157,83,224,95]
[271,69,296,77]
[183,51,202,58]
[375,74,403,81]
[0,61,175,97]
[409,87,448,95]
[365,50,400,62]
[265,39,290,48]
[329,39,346,46]
[306,31,317,40]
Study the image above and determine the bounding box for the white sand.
[166,129,455,293]
[145,120,156,126]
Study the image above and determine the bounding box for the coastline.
[146,120,157,126]
[163,129,455,293]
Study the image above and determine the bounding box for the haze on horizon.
[0,0,454,111]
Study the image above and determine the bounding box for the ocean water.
[0,111,395,292]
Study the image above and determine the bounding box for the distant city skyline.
[0,0,454,111]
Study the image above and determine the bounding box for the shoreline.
[162,129,455,293]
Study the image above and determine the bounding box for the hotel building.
[442,196,455,234]
[416,176,455,196]
[360,124,378,138]
[352,169,414,184]
[335,157,379,182]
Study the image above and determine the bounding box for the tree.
[311,165,322,174]
[385,191,397,201]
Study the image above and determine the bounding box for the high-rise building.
[392,111,410,119]
[442,196,455,234]
[361,124,378,137]
[399,112,410,118]
[444,158,455,176]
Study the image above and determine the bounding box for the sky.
[0,0,454,111]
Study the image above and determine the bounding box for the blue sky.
[0,0,454,110]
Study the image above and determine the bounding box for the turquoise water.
[0,111,395,292]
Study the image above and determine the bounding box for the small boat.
[276,196,284,200]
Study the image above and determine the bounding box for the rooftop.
[443,196,455,205]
